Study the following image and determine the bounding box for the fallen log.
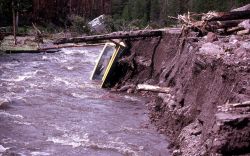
[39,43,106,51]
[137,84,171,93]
[3,43,106,53]
[218,100,250,112]
[231,4,250,12]
[54,30,163,44]
[226,26,245,34]
[227,101,250,108]
[210,20,243,29]
[237,29,250,35]
[207,10,250,22]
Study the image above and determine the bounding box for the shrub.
[68,15,90,34]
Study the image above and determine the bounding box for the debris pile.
[177,4,250,36]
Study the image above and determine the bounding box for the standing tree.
[12,0,17,44]
[9,0,32,44]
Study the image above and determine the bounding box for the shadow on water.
[0,46,170,156]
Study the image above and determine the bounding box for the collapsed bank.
[110,29,250,155]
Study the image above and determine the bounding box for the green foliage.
[113,19,146,31]
[112,0,250,28]
[16,0,32,12]
[150,0,160,22]
[0,0,32,26]
[17,26,29,34]
[103,15,116,33]
[1,0,250,31]
[121,4,130,21]
[68,15,90,34]
[0,0,12,25]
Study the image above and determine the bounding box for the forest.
[0,0,249,31]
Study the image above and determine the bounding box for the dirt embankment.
[114,29,250,155]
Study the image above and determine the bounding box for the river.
[0,46,170,156]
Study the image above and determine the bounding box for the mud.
[115,29,250,155]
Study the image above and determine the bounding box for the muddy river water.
[0,46,170,156]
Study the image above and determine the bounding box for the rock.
[127,88,134,94]
[177,120,204,156]
[238,20,250,29]
[193,57,207,74]
[234,47,247,59]
[206,32,218,42]
[199,43,224,55]
[117,84,136,92]
[229,35,239,45]
[241,41,250,50]
[135,56,152,67]
[0,98,10,109]
[172,149,182,156]
[0,145,8,153]
[88,15,111,34]
[213,112,250,155]
[158,93,176,110]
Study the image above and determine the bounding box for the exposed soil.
[114,29,250,155]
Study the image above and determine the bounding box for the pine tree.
[150,0,160,22]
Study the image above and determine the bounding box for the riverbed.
[0,46,170,156]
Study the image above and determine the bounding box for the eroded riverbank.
[113,31,250,155]
[0,46,170,156]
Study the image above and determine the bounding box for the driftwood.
[231,4,250,12]
[237,29,250,35]
[54,30,163,44]
[176,4,250,36]
[226,26,245,33]
[137,84,171,93]
[227,101,250,108]
[218,100,250,112]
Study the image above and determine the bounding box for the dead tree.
[32,23,44,47]
[54,30,164,44]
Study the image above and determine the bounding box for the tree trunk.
[16,1,19,33]
[146,0,151,22]
[207,10,250,22]
[54,30,164,44]
[12,0,17,45]
[210,20,244,29]
[69,0,72,15]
